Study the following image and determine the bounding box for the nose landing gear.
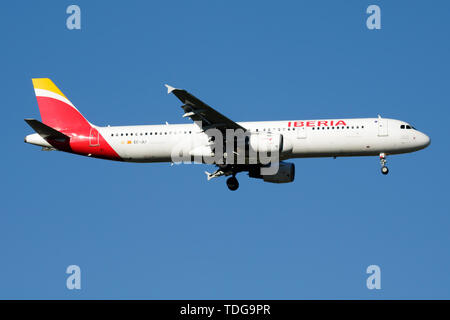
[380,153,389,175]
[226,176,239,191]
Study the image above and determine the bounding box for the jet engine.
[249,161,295,183]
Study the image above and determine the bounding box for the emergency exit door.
[296,126,307,139]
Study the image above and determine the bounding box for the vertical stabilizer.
[32,78,91,132]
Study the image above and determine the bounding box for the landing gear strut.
[226,176,239,191]
[380,153,389,175]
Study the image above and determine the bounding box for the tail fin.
[32,78,91,132]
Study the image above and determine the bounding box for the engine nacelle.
[280,136,293,154]
[249,161,295,183]
[263,162,295,183]
[249,133,283,154]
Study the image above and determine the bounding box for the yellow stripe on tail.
[32,78,68,99]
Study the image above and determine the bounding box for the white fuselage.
[95,118,430,163]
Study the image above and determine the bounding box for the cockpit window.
[400,125,405,129]
[406,125,411,129]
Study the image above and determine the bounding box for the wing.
[165,85,246,133]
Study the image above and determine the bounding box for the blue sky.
[1,0,449,299]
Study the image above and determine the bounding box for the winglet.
[165,84,176,94]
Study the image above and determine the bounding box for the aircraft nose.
[419,132,431,149]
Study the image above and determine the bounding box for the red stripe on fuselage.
[68,130,122,161]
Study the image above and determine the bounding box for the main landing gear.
[205,165,241,191]
[226,175,239,191]
[380,153,389,175]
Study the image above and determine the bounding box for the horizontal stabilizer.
[24,119,69,141]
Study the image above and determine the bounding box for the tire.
[226,177,239,191]
[381,166,389,175]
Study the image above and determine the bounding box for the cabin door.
[89,128,100,146]
[377,117,388,137]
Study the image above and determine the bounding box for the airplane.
[25,78,430,191]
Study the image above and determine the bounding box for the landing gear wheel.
[379,153,389,175]
[226,176,239,191]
